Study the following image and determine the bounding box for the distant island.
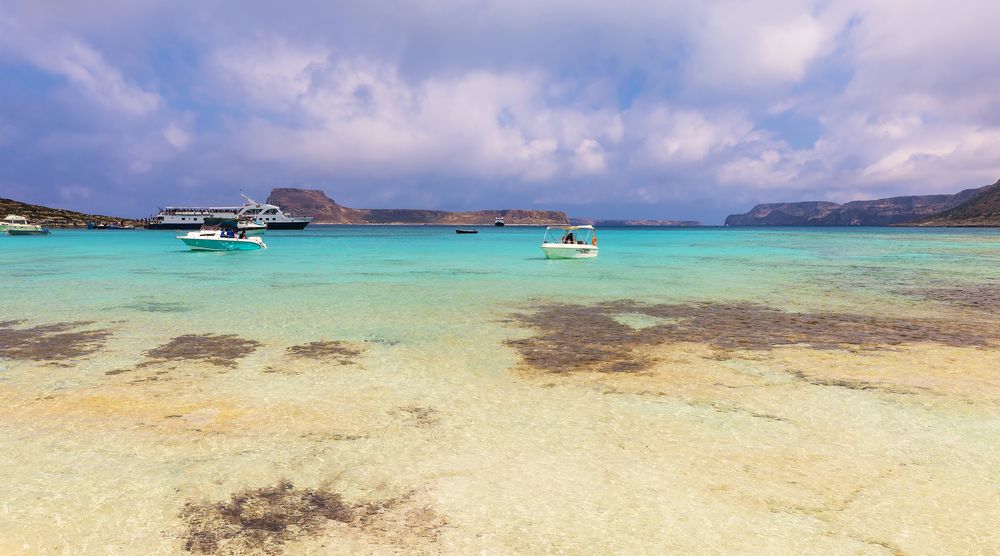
[267,188,569,225]
[0,197,140,228]
[569,218,702,227]
[725,178,1000,226]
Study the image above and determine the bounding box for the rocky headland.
[267,188,569,225]
[725,181,994,226]
[911,179,1000,226]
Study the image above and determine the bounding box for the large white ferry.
[145,194,313,230]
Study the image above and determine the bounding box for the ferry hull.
[541,244,598,259]
[179,238,265,251]
[147,220,309,230]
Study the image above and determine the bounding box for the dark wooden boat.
[455,229,478,234]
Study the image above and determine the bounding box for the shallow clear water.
[1,226,999,554]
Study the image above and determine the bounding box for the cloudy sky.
[1,0,999,223]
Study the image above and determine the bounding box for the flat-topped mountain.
[267,188,569,225]
[911,179,1000,226]
[725,185,986,226]
[0,197,138,228]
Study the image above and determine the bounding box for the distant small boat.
[177,219,267,251]
[87,221,136,230]
[494,215,505,227]
[540,225,598,259]
[456,229,478,234]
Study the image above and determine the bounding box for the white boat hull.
[178,232,267,251]
[7,228,51,236]
[541,243,598,259]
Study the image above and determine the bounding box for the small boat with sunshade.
[177,219,267,251]
[540,225,598,259]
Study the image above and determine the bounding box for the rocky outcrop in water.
[725,186,985,226]
[267,188,569,225]
[910,179,1000,226]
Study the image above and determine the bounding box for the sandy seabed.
[1,303,999,555]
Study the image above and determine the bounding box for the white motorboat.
[2,214,50,235]
[177,219,267,251]
[540,225,598,259]
[238,219,267,235]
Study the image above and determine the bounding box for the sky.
[1,1,999,224]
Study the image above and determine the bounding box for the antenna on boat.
[240,190,259,206]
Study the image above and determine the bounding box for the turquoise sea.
[2,226,999,554]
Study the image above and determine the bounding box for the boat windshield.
[542,226,596,246]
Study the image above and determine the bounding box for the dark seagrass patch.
[0,320,112,361]
[506,300,998,374]
[143,334,261,368]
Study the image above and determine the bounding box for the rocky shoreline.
[0,197,141,228]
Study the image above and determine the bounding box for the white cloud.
[572,139,607,175]
[0,17,161,116]
[628,106,755,168]
[210,38,327,109]
[686,0,844,89]
[164,123,191,150]
[214,48,626,183]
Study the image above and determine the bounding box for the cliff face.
[725,186,984,226]
[724,202,841,226]
[912,179,1000,226]
[267,188,569,225]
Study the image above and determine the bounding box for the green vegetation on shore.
[0,198,140,228]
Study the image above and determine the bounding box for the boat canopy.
[542,224,597,247]
[4,214,27,222]
[202,218,239,230]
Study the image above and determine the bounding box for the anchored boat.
[147,194,313,230]
[2,215,50,235]
[238,219,267,236]
[177,219,267,251]
[540,225,598,259]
